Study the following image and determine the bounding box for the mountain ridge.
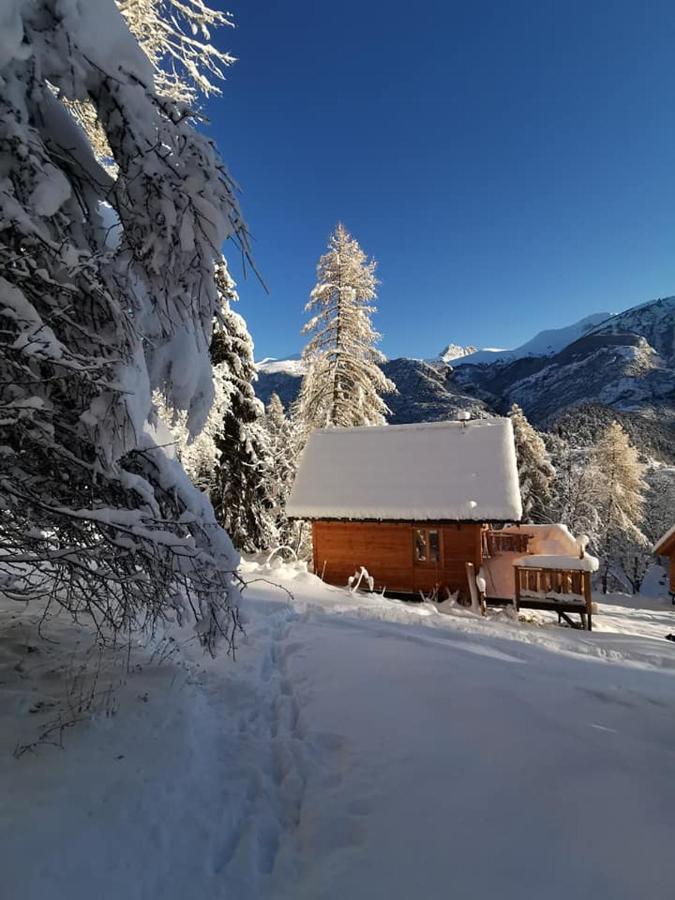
[254,295,675,460]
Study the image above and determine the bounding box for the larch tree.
[295,224,395,435]
[508,405,556,523]
[0,0,249,651]
[208,264,277,553]
[589,422,648,593]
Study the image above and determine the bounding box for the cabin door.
[412,526,443,595]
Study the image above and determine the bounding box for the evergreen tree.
[68,0,236,161]
[546,434,600,545]
[263,393,300,547]
[589,422,648,593]
[154,304,229,492]
[508,405,555,523]
[209,264,277,552]
[296,224,395,434]
[0,0,248,650]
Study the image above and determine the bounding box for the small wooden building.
[286,418,523,596]
[654,526,675,598]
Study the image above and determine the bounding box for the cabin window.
[428,530,440,562]
[414,529,427,561]
[414,528,441,563]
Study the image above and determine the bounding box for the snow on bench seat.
[519,554,599,573]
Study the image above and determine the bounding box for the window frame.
[413,526,442,566]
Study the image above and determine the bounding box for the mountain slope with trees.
[256,294,675,462]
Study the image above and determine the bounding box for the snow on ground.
[2,560,675,899]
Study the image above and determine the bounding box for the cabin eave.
[288,515,521,525]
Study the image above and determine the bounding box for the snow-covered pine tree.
[0,0,249,651]
[508,405,555,523]
[208,263,278,552]
[153,359,227,492]
[263,393,300,547]
[68,0,236,161]
[546,435,600,545]
[295,224,395,435]
[589,422,648,593]
[117,0,234,103]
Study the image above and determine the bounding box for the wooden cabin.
[286,418,523,597]
[288,418,599,628]
[654,526,675,598]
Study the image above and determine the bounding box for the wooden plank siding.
[654,532,675,594]
[312,521,483,596]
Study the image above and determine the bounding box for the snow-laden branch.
[0,0,248,652]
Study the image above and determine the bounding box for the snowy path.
[2,565,675,898]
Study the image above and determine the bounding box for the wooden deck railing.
[484,531,531,556]
[514,565,592,629]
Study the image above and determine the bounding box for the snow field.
[2,560,675,898]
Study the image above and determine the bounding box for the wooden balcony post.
[584,571,592,631]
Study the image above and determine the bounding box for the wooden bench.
[513,564,593,630]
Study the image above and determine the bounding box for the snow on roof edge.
[653,524,675,555]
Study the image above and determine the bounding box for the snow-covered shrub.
[348,567,375,593]
[0,0,250,651]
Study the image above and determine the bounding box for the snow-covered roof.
[287,418,522,522]
[653,525,675,555]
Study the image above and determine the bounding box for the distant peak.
[445,311,612,367]
[440,343,478,363]
[256,355,305,376]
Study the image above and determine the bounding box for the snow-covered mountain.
[439,343,477,363]
[254,295,675,460]
[257,354,306,376]
[444,312,612,366]
[587,295,675,362]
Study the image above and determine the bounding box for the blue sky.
[205,0,675,361]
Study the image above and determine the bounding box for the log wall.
[312,521,483,596]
